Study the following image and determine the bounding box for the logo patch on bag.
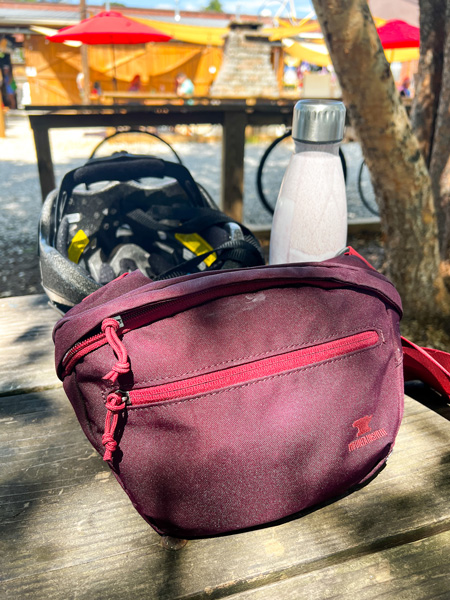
[349,415,387,452]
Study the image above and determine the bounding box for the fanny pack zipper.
[61,274,397,378]
[62,279,324,376]
[127,330,379,405]
[101,330,380,461]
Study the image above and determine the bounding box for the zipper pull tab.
[102,391,127,462]
[101,316,130,383]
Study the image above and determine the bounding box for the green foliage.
[203,0,224,12]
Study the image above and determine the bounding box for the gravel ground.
[0,111,380,298]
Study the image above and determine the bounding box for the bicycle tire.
[357,160,379,216]
[89,128,184,165]
[256,131,292,215]
[256,130,348,216]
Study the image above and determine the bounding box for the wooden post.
[31,123,56,201]
[80,0,90,105]
[221,111,247,222]
[0,102,5,138]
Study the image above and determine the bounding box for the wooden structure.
[26,99,297,222]
[210,22,280,98]
[98,91,208,104]
[24,35,223,104]
[1,293,450,598]
[0,103,5,138]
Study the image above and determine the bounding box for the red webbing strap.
[402,336,450,398]
[343,249,450,398]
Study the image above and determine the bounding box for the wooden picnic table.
[26,98,297,223]
[1,292,450,599]
[99,91,210,104]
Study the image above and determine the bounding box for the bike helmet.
[39,152,265,313]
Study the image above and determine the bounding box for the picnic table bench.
[1,293,450,599]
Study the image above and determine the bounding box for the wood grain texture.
[2,294,450,599]
[221,111,247,222]
[0,295,61,395]
[1,389,449,600]
[228,530,450,599]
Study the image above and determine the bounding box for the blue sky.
[92,1,315,19]
[162,1,314,18]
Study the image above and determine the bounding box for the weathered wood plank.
[1,389,449,599]
[31,125,55,201]
[0,295,60,395]
[221,111,247,221]
[228,530,450,599]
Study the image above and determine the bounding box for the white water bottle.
[269,100,347,264]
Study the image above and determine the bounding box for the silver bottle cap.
[292,100,346,143]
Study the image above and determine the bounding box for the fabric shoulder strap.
[344,248,450,397]
[344,248,450,398]
[402,336,450,397]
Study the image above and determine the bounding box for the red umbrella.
[377,20,420,49]
[48,11,172,89]
[48,11,171,45]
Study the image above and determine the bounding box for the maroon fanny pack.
[53,248,449,539]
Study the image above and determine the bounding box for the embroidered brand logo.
[353,415,373,437]
[348,414,388,452]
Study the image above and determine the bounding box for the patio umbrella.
[368,0,419,27]
[376,19,420,64]
[282,18,419,69]
[377,20,420,49]
[47,11,172,89]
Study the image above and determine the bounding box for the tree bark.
[410,0,446,167]
[428,0,450,255]
[311,0,450,318]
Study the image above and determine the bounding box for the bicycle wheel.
[357,160,379,216]
[89,128,183,164]
[256,130,348,215]
[256,131,292,215]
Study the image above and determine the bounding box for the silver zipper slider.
[113,315,124,328]
[116,390,131,405]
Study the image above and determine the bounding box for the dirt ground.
[1,112,384,299]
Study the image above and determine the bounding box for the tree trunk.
[410,0,446,167]
[311,0,450,318]
[428,0,450,255]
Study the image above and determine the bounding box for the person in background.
[76,71,85,102]
[2,65,16,109]
[399,77,411,98]
[175,72,194,97]
[128,75,142,92]
[91,81,102,97]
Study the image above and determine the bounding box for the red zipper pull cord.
[102,391,126,461]
[101,318,130,383]
[344,247,376,270]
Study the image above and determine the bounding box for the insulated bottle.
[269,100,347,264]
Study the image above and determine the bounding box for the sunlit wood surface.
[1,293,449,599]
